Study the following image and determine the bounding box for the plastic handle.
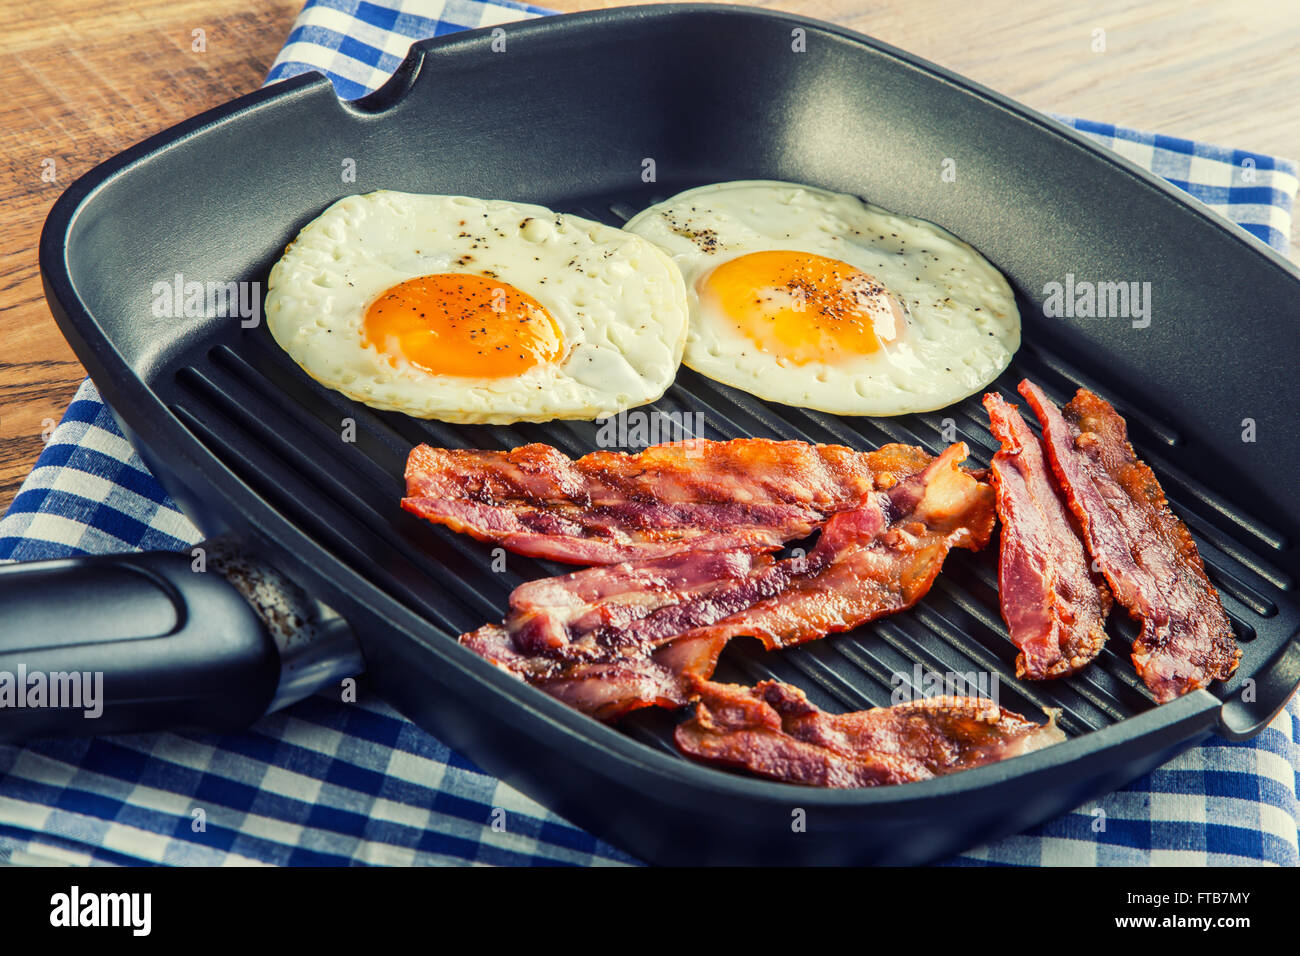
[0,551,280,741]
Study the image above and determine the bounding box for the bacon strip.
[651,443,994,654]
[1019,381,1240,701]
[674,678,1065,787]
[460,549,759,719]
[984,393,1111,679]
[404,439,933,564]
[461,623,729,721]
[459,443,995,719]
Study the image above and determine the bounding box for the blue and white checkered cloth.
[2,0,1297,867]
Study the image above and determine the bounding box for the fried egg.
[623,181,1020,416]
[266,191,689,424]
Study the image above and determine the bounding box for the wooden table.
[2,0,1297,512]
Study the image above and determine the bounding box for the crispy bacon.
[461,623,729,720]
[459,548,757,719]
[1019,381,1240,701]
[459,443,995,719]
[674,678,1065,787]
[650,442,995,654]
[403,439,933,564]
[984,392,1111,679]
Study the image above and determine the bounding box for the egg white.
[623,180,1020,416]
[266,191,689,424]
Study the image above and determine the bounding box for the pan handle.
[0,550,280,741]
[1217,629,1300,741]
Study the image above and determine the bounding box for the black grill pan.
[31,4,1300,864]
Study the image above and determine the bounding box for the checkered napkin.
[2,0,1297,867]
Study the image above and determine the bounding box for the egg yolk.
[698,250,905,365]
[362,274,563,378]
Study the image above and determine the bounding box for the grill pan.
[22,4,1300,864]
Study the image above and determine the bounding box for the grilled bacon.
[459,550,757,719]
[674,678,1065,787]
[655,442,994,654]
[984,392,1111,679]
[459,442,995,719]
[403,438,933,564]
[1019,381,1240,701]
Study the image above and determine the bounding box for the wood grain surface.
[1,0,1297,513]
